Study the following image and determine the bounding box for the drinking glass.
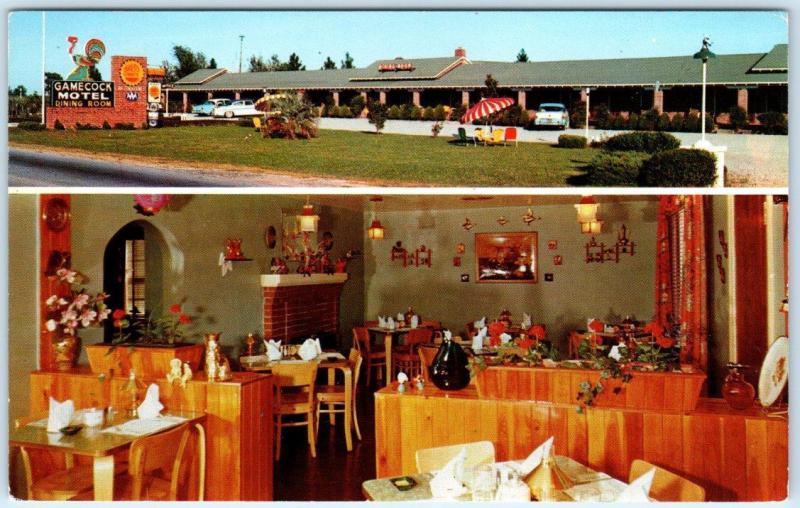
[471,465,497,501]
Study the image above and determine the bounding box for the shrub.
[431,121,443,138]
[570,100,587,129]
[114,122,135,130]
[610,114,625,130]
[602,131,681,153]
[450,104,467,122]
[75,122,99,130]
[16,121,46,131]
[627,113,640,131]
[349,95,366,116]
[319,104,328,117]
[670,113,685,132]
[53,119,65,130]
[557,134,587,148]
[410,105,422,120]
[639,109,660,131]
[638,149,717,187]
[339,105,353,118]
[756,111,787,135]
[101,120,112,130]
[592,103,611,129]
[367,100,388,133]
[656,113,671,132]
[422,107,435,121]
[433,104,447,121]
[683,112,700,132]
[729,106,749,132]
[328,105,340,118]
[587,151,648,186]
[387,105,401,120]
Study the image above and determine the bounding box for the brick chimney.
[261,273,348,341]
[455,47,467,58]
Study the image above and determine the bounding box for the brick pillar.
[653,90,664,112]
[737,88,749,113]
[516,90,527,111]
[379,91,387,105]
[332,91,340,106]
[461,90,470,106]
[235,92,241,100]
[182,92,189,113]
[207,92,213,100]
[412,90,421,107]
[360,91,367,102]
[580,88,588,102]
[297,90,305,99]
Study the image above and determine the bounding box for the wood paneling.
[39,195,71,370]
[28,370,273,500]
[374,386,787,502]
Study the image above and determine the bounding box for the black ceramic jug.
[430,334,470,390]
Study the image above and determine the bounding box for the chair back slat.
[273,361,319,407]
[129,423,191,501]
[347,348,364,387]
[353,327,371,354]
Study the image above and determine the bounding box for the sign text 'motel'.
[51,80,115,108]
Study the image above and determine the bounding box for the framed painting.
[475,232,538,283]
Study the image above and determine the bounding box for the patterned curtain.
[654,196,708,369]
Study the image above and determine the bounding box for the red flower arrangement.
[111,303,193,345]
[527,324,546,341]
[487,321,507,347]
[588,319,604,333]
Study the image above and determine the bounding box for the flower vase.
[722,363,755,410]
[430,337,470,391]
[53,336,79,371]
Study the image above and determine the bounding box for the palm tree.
[270,93,319,139]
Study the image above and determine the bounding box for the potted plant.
[43,268,111,371]
[85,303,204,377]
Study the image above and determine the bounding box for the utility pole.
[41,12,46,125]
[239,35,245,73]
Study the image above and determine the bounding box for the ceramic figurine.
[180,363,193,387]
[166,358,183,384]
[205,333,221,382]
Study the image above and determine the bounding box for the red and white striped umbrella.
[460,97,515,124]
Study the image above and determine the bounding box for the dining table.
[367,326,415,384]
[240,351,355,451]
[362,455,628,502]
[9,409,206,501]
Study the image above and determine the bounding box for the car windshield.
[539,105,565,112]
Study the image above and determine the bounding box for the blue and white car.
[213,100,260,118]
[191,98,231,116]
[534,103,570,129]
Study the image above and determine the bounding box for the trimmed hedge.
[114,123,135,130]
[16,121,46,131]
[53,120,65,130]
[756,112,787,135]
[638,149,717,187]
[586,151,649,186]
[75,122,100,130]
[602,131,680,153]
[557,134,587,148]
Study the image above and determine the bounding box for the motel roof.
[171,45,788,92]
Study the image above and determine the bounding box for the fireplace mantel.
[260,273,348,287]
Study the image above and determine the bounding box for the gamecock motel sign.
[51,80,115,108]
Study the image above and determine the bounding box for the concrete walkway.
[318,118,788,187]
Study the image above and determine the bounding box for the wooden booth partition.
[29,370,273,500]
[374,386,787,502]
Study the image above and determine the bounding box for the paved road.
[319,118,789,187]
[7,147,365,187]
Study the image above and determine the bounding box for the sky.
[7,10,789,93]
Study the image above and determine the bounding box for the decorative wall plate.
[42,198,70,232]
[758,335,788,407]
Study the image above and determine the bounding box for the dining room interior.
[6,191,789,502]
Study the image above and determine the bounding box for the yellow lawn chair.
[252,116,262,131]
[485,128,505,146]
[473,128,487,146]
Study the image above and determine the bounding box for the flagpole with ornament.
[691,36,727,188]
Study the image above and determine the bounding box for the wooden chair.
[628,459,706,502]
[353,326,386,387]
[505,126,518,147]
[415,441,496,474]
[417,345,439,382]
[421,319,443,341]
[13,413,95,500]
[393,328,433,378]
[273,361,319,460]
[316,349,364,442]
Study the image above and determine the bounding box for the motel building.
[168,45,787,123]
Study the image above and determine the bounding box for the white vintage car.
[213,100,260,118]
[533,103,570,129]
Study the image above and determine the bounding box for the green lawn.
[9,125,595,186]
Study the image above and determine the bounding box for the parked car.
[191,98,231,116]
[214,100,260,118]
[534,103,570,129]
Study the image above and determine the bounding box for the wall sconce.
[297,199,319,233]
[575,196,603,234]
[367,196,385,239]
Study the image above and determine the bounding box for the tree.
[321,57,337,70]
[516,48,529,63]
[286,53,305,71]
[45,72,63,89]
[208,58,217,69]
[367,100,388,133]
[269,92,319,139]
[340,52,354,69]
[484,74,499,98]
[10,85,27,96]
[249,54,270,72]
[164,45,210,81]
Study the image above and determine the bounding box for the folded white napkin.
[430,447,467,499]
[522,312,532,329]
[608,344,623,361]
[387,317,396,330]
[410,315,419,328]
[397,372,409,384]
[47,397,75,433]
[517,436,554,476]
[616,467,655,502]
[474,317,486,330]
[500,332,512,344]
[378,316,386,328]
[137,384,164,420]
[265,339,283,361]
[397,312,404,322]
[472,333,484,350]
[298,338,321,361]
[443,330,453,341]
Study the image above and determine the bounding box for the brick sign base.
[47,55,148,129]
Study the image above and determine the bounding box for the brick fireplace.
[260,273,348,341]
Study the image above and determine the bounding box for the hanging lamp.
[297,197,319,233]
[367,196,385,240]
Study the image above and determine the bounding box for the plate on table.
[389,476,417,491]
[758,336,788,407]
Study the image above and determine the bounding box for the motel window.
[103,222,151,341]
